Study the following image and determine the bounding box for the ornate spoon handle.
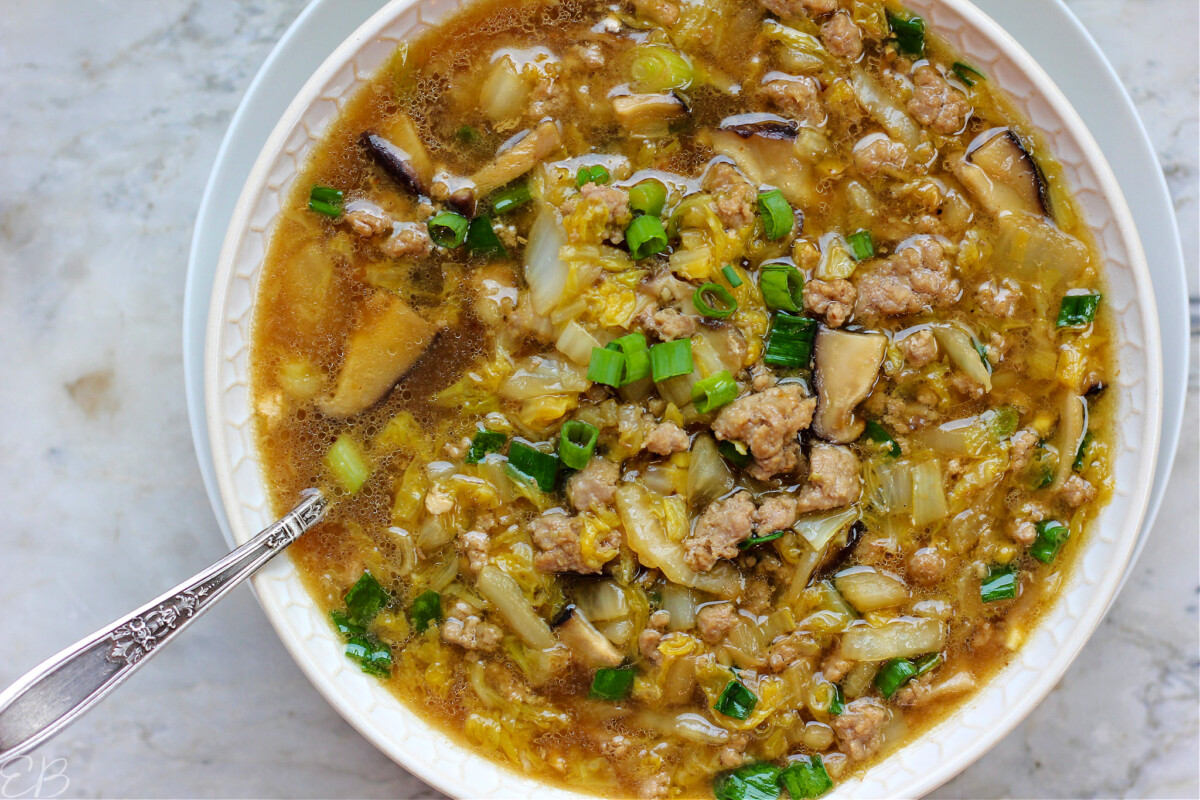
[0,490,328,767]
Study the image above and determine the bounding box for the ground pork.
[702,162,758,231]
[638,610,672,664]
[1060,474,1097,507]
[424,484,454,516]
[566,458,620,512]
[794,444,860,513]
[750,363,778,391]
[344,206,391,237]
[641,269,695,305]
[894,671,976,707]
[864,390,940,433]
[562,182,633,245]
[381,222,433,259]
[831,698,891,761]
[684,491,756,571]
[853,133,908,177]
[767,630,817,673]
[759,0,838,18]
[459,529,489,574]
[975,278,1022,317]
[644,421,690,455]
[633,0,679,26]
[821,11,863,60]
[718,734,752,769]
[762,77,826,127]
[638,306,698,341]
[907,64,972,134]
[441,602,504,652]
[854,237,960,317]
[696,602,738,644]
[897,329,938,367]
[907,547,946,586]
[712,385,817,481]
[741,577,773,615]
[1007,429,1039,475]
[804,278,857,327]
[530,513,619,573]
[821,643,854,683]
[754,494,799,535]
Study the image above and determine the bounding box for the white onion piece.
[661,584,698,631]
[687,433,735,508]
[477,565,555,649]
[524,208,569,314]
[930,323,992,392]
[911,459,949,526]
[834,567,909,612]
[851,66,921,147]
[840,617,945,661]
[573,580,630,622]
[555,320,601,366]
[794,506,859,551]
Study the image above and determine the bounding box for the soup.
[250,0,1115,796]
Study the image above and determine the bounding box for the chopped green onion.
[607,332,652,385]
[587,346,626,387]
[763,312,817,369]
[589,666,636,700]
[409,589,442,633]
[713,762,782,800]
[575,164,611,187]
[757,189,793,241]
[887,10,926,56]
[828,683,844,716]
[952,61,985,87]
[845,230,874,261]
[779,755,833,799]
[1029,444,1055,489]
[714,678,758,720]
[456,125,480,144]
[1072,430,1093,472]
[1056,291,1102,327]
[981,564,1018,602]
[759,264,805,312]
[626,214,669,259]
[559,420,600,470]
[875,658,919,699]
[345,571,389,625]
[694,283,738,319]
[862,420,901,459]
[491,181,532,215]
[738,530,787,550]
[345,635,394,677]
[466,430,506,464]
[975,340,993,374]
[718,439,752,467]
[991,406,1020,439]
[326,434,370,494]
[1029,520,1069,564]
[912,652,942,678]
[329,609,365,638]
[465,216,507,256]
[630,44,694,93]
[507,441,560,493]
[308,185,344,217]
[427,211,470,248]
[692,370,738,413]
[722,264,744,287]
[649,338,694,382]
[629,179,667,217]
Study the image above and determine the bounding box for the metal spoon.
[0,490,328,767]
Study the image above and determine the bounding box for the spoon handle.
[0,490,328,767]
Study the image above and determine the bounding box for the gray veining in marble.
[0,0,1196,797]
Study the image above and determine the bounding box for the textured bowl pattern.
[204,0,1162,796]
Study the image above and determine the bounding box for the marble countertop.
[0,0,1195,797]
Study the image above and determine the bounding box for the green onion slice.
[607,332,652,385]
[507,441,560,493]
[330,609,365,638]
[757,189,793,241]
[589,665,636,700]
[465,216,507,256]
[862,420,901,459]
[627,214,669,259]
[759,263,804,313]
[738,530,787,551]
[713,762,782,800]
[1072,430,1093,472]
[722,264,744,288]
[845,230,874,261]
[981,564,1018,602]
[491,181,532,215]
[629,179,667,217]
[427,211,470,248]
[952,61,985,87]
[558,420,600,470]
[1056,291,1102,327]
[345,571,389,625]
[575,164,611,187]
[309,185,345,217]
[1029,520,1069,564]
[649,338,694,382]
[345,635,393,677]
[912,652,942,678]
[828,683,844,716]
[630,44,694,93]
[694,283,739,319]
[779,755,833,799]
[887,10,926,56]
[409,589,442,633]
[991,406,1020,439]
[714,678,758,720]
[718,440,752,467]
[692,370,738,413]
[466,430,506,464]
[587,346,626,387]
[875,658,919,699]
[763,312,817,369]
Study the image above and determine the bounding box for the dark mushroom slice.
[553,605,624,669]
[703,115,812,205]
[955,127,1051,218]
[612,93,689,138]
[468,119,563,202]
[316,292,439,418]
[811,327,888,443]
[360,114,434,196]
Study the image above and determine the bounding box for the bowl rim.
[203,0,1163,796]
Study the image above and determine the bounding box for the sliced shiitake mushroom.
[612,93,689,138]
[812,327,888,443]
[553,605,624,669]
[360,115,434,196]
[956,127,1051,219]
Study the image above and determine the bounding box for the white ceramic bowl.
[204,0,1164,796]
